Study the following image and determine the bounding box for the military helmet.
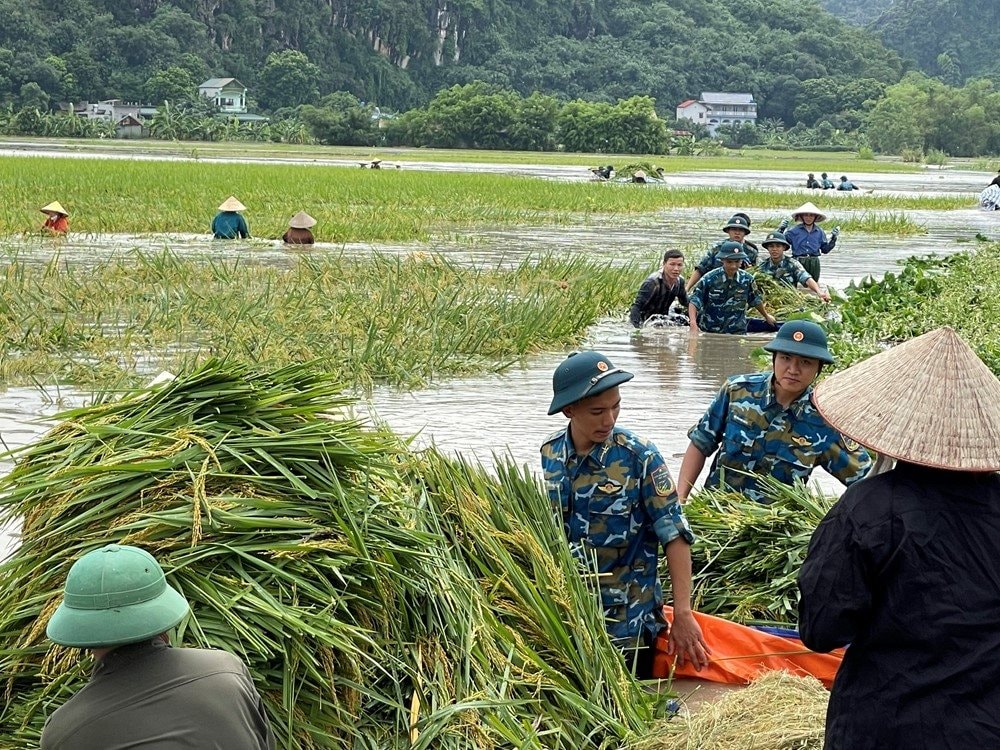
[548,351,634,415]
[722,213,751,233]
[46,544,190,648]
[762,231,790,249]
[763,320,834,364]
[717,240,749,262]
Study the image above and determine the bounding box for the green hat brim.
[547,370,633,415]
[763,338,834,364]
[46,584,189,648]
[719,252,749,262]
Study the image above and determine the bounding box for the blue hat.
[717,240,749,262]
[722,214,751,233]
[763,321,834,364]
[762,231,790,249]
[548,351,634,415]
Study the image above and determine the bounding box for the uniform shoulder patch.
[651,465,675,496]
[841,436,861,452]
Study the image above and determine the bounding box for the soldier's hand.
[668,608,710,671]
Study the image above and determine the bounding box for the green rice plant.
[0,156,966,243]
[832,248,1000,376]
[684,476,835,626]
[0,250,637,389]
[0,359,664,748]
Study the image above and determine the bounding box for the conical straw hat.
[813,327,1000,471]
[218,196,246,212]
[40,201,68,216]
[791,202,827,223]
[288,211,316,229]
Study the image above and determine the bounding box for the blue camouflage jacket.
[541,426,694,646]
[758,255,812,287]
[694,239,759,275]
[687,372,872,502]
[689,267,762,334]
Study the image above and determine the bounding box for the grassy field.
[0,155,966,242]
[1,136,973,173]
[0,250,638,389]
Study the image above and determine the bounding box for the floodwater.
[1,151,997,557]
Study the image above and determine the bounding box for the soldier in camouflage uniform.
[757,231,830,302]
[688,242,777,334]
[677,321,872,503]
[541,350,708,677]
[685,213,759,292]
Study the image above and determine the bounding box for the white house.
[198,78,248,114]
[676,92,757,136]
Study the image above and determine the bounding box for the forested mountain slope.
[819,0,892,26]
[870,0,1000,84]
[1,0,903,119]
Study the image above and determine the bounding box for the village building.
[676,93,757,136]
[198,78,248,114]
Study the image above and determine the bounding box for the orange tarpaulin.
[653,606,845,688]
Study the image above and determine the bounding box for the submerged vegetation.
[0,360,666,748]
[0,251,636,389]
[0,156,964,242]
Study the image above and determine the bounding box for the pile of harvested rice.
[636,672,829,750]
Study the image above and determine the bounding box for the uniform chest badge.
[596,481,622,494]
[792,436,811,447]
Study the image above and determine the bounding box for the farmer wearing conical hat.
[677,320,871,503]
[40,201,69,235]
[798,327,1000,750]
[541,351,709,677]
[757,231,831,302]
[780,201,839,282]
[211,196,250,240]
[281,211,316,245]
[686,212,759,292]
[40,544,275,749]
[688,242,777,335]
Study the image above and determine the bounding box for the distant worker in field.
[212,196,251,240]
[40,544,275,750]
[821,173,835,189]
[631,169,648,184]
[837,175,859,191]
[988,169,1000,189]
[780,202,839,283]
[590,165,615,180]
[40,201,70,235]
[676,320,872,504]
[541,350,709,677]
[757,231,830,302]
[806,173,821,189]
[688,242,777,335]
[282,211,316,245]
[686,213,759,292]
[630,249,689,328]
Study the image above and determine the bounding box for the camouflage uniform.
[758,255,812,287]
[694,240,759,275]
[541,426,694,646]
[687,372,872,502]
[689,267,763,334]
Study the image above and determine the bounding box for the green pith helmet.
[762,231,790,249]
[46,544,190,648]
[763,320,834,364]
[722,214,751,233]
[717,240,749,262]
[548,351,634,415]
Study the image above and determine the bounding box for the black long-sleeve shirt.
[629,272,688,328]
[799,464,1000,749]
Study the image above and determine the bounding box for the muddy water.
[0,159,997,558]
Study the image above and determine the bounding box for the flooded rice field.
[1,154,997,558]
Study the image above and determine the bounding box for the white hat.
[791,202,827,223]
[288,211,316,229]
[41,201,69,216]
[814,327,1000,471]
[218,196,246,212]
